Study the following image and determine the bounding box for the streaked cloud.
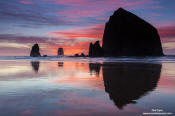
[0,0,70,26]
[20,0,33,5]
[0,42,30,49]
[54,0,158,22]
[48,24,104,41]
[0,0,175,55]
[0,34,91,55]
[158,25,175,38]
[163,42,175,50]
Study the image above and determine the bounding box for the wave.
[0,56,175,63]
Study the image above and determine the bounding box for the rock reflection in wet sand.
[31,61,40,73]
[89,62,162,109]
[0,61,175,116]
[102,63,162,109]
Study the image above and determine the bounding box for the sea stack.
[89,41,104,57]
[30,43,41,57]
[91,8,163,57]
[58,48,64,56]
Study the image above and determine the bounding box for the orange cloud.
[48,24,104,40]
[48,42,90,55]
[47,24,105,55]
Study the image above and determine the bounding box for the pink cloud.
[21,110,34,115]
[50,0,154,8]
[56,9,104,20]
[48,23,175,55]
[48,24,104,40]
[20,0,33,4]
[47,24,104,55]
[54,0,158,21]
[158,25,175,39]
[49,0,87,5]
[157,24,175,54]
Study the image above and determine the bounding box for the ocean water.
[0,56,175,116]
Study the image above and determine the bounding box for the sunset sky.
[0,0,175,56]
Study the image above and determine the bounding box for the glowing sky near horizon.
[0,0,175,56]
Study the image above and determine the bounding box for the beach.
[0,56,174,116]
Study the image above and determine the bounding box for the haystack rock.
[30,43,41,57]
[58,48,64,56]
[89,41,104,57]
[102,8,164,56]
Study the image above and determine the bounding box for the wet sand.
[0,60,174,116]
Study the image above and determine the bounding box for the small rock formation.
[74,53,87,57]
[43,55,47,57]
[89,41,104,57]
[30,43,41,57]
[80,53,85,57]
[74,54,79,57]
[58,48,64,56]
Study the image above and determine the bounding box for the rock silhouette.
[89,8,164,57]
[102,62,162,109]
[30,43,41,57]
[58,48,64,56]
[80,53,85,57]
[74,53,87,57]
[74,54,79,57]
[89,41,104,57]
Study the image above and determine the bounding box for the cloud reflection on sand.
[0,60,174,116]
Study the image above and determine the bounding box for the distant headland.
[30,8,164,57]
